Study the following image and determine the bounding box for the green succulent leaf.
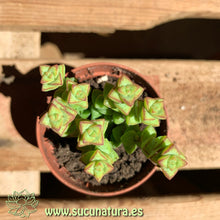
[40,112,51,128]
[159,163,179,180]
[117,85,141,106]
[103,98,119,112]
[111,124,126,147]
[90,105,102,120]
[144,97,166,120]
[103,83,119,111]
[92,89,102,104]
[39,65,50,76]
[139,125,187,180]
[139,97,167,127]
[157,149,187,180]
[78,119,105,147]
[141,107,160,127]
[40,64,65,92]
[80,139,118,165]
[40,97,77,137]
[81,150,108,164]
[159,154,187,171]
[103,83,114,97]
[103,120,109,134]
[65,77,78,92]
[99,108,114,115]
[80,150,96,164]
[140,126,172,158]
[108,88,122,103]
[126,100,142,125]
[78,109,91,119]
[142,136,167,158]
[67,83,90,110]
[116,75,144,106]
[84,160,113,182]
[95,139,119,164]
[121,130,140,154]
[54,83,66,99]
[64,117,81,137]
[161,144,187,161]
[114,102,132,115]
[106,75,143,115]
[94,93,113,115]
[54,77,78,101]
[140,125,157,143]
[113,112,125,124]
[80,125,102,146]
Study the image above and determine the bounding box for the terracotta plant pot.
[36,62,168,197]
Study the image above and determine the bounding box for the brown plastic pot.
[36,62,168,197]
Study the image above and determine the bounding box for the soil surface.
[46,75,149,186]
[52,140,147,186]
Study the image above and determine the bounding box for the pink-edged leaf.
[108,88,122,103]
[161,166,178,180]
[118,84,144,106]
[40,64,65,91]
[39,65,50,76]
[141,107,160,127]
[144,97,166,119]
[39,112,51,128]
[84,161,113,182]
[114,102,132,115]
[67,83,90,110]
[45,98,77,137]
[78,119,105,147]
[117,74,133,87]
[90,150,108,161]
[79,121,93,135]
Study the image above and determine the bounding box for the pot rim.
[36,62,168,197]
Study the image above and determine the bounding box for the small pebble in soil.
[180,105,186,110]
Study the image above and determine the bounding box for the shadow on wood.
[40,169,220,199]
[0,64,75,146]
[42,19,220,60]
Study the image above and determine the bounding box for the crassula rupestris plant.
[39,64,187,182]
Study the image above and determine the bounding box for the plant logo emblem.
[6,189,39,218]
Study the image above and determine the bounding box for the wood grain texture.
[0,194,219,219]
[0,32,40,58]
[0,171,40,196]
[0,59,219,172]
[1,1,220,33]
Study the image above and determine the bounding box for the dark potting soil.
[47,74,148,186]
[52,141,147,186]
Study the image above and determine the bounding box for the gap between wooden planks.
[0,59,219,173]
[1,1,220,33]
[0,194,219,220]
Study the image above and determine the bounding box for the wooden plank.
[0,32,40,58]
[0,59,219,172]
[0,171,40,196]
[1,1,220,33]
[0,194,219,219]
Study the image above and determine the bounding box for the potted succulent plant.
[36,62,187,196]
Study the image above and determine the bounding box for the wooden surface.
[0,1,219,217]
[0,194,220,219]
[1,1,220,33]
[0,32,40,58]
[0,171,40,196]
[0,59,219,173]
